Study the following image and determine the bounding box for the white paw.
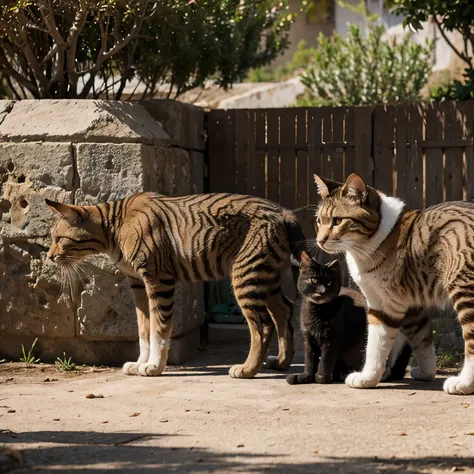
[138,362,165,376]
[410,366,436,382]
[345,371,380,389]
[443,376,474,395]
[381,367,392,381]
[122,362,140,375]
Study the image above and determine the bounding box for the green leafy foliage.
[20,337,40,364]
[56,352,76,372]
[246,40,317,83]
[298,23,433,106]
[430,68,474,101]
[386,0,474,69]
[0,0,293,99]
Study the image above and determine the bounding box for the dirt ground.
[1,336,474,474]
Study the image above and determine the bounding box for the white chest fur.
[346,194,405,311]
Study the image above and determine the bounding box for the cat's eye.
[332,217,342,226]
[310,278,318,284]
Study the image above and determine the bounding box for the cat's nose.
[317,236,328,247]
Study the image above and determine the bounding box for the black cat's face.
[297,252,341,304]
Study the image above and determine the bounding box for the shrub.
[0,0,293,100]
[298,23,433,106]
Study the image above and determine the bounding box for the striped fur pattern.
[313,173,474,394]
[46,192,307,378]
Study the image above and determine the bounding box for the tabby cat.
[286,251,412,385]
[313,173,474,395]
[46,193,308,378]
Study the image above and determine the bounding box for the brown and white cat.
[313,173,474,395]
[45,193,309,379]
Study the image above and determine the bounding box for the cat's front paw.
[410,366,436,382]
[345,371,380,389]
[315,374,332,384]
[229,364,257,379]
[381,367,392,381]
[264,355,290,371]
[123,362,140,375]
[286,373,314,385]
[443,376,474,395]
[138,362,165,376]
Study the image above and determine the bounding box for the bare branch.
[433,15,472,68]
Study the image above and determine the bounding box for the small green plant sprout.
[20,338,41,364]
[55,353,76,372]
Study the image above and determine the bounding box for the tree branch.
[433,15,472,68]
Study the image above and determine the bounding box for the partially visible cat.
[287,251,411,384]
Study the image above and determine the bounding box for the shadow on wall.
[1,430,473,473]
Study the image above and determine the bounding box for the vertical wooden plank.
[353,106,374,186]
[321,107,334,180]
[308,108,324,204]
[331,107,345,182]
[425,103,444,207]
[251,110,266,199]
[406,104,424,209]
[279,109,297,209]
[266,109,280,202]
[296,109,309,208]
[234,110,254,195]
[461,102,474,201]
[445,101,464,201]
[207,110,235,193]
[344,107,355,177]
[395,105,409,202]
[373,105,395,195]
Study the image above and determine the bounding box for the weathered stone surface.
[0,142,74,238]
[172,283,205,337]
[75,143,191,204]
[0,100,14,126]
[189,151,204,195]
[139,99,205,150]
[0,100,170,145]
[0,240,75,338]
[168,326,201,365]
[0,142,76,339]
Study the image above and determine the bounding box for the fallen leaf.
[313,450,319,454]
[465,432,474,436]
[391,432,407,436]
[185,409,191,412]
[130,412,141,417]
[43,378,58,383]
[53,419,60,422]
[160,419,168,423]
[461,403,470,408]
[282,408,290,411]
[7,410,15,413]
[407,392,416,396]
[85,394,104,399]
[237,444,244,448]
[453,442,465,447]
[5,378,13,382]
[102,420,108,424]
[449,435,457,438]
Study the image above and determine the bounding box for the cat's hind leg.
[346,309,401,389]
[444,288,474,395]
[265,292,294,371]
[123,281,150,375]
[400,308,436,382]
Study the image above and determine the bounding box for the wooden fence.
[207,102,474,236]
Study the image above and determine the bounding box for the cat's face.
[297,252,341,304]
[46,200,108,263]
[313,173,381,255]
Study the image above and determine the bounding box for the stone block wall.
[0,99,206,366]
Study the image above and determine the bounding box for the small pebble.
[160,419,168,423]
[7,410,15,413]
[85,394,104,399]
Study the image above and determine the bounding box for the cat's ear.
[341,173,367,203]
[326,259,340,271]
[313,174,329,199]
[300,251,312,267]
[45,199,83,225]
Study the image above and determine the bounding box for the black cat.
[286,252,411,385]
